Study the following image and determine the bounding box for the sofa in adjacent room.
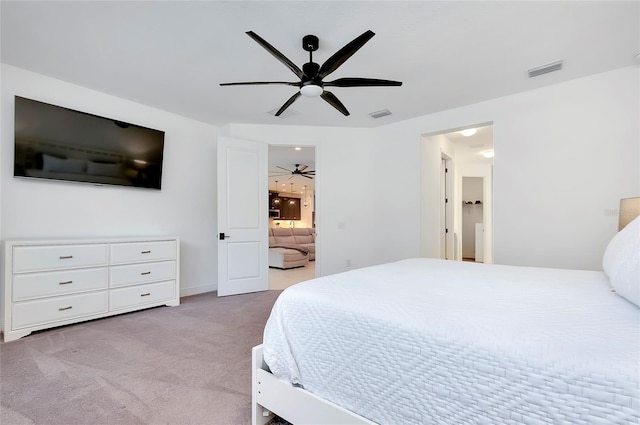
[269,227,316,269]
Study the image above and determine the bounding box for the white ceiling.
[2,1,638,129]
[446,125,494,165]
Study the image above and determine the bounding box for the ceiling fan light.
[300,84,323,98]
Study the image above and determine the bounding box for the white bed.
[253,216,640,425]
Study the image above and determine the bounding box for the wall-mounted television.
[14,96,165,189]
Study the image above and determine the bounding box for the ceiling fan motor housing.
[302,63,321,81]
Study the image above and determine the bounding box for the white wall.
[378,66,640,271]
[494,67,638,269]
[1,65,219,296]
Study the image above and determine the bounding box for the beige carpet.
[0,290,282,425]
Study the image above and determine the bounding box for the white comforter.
[263,258,640,424]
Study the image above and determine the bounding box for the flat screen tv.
[14,96,165,189]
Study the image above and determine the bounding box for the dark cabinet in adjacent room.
[269,192,301,220]
[282,197,300,220]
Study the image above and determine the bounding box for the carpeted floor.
[0,290,282,425]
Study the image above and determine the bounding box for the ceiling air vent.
[528,60,564,78]
[369,109,392,119]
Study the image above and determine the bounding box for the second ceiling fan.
[220,30,402,116]
[270,164,315,180]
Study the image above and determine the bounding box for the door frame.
[440,154,454,260]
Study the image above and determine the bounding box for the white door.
[217,136,269,296]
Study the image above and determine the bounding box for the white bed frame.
[252,344,376,425]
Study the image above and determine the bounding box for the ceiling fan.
[220,30,402,116]
[270,164,315,179]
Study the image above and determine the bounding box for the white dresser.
[3,237,180,342]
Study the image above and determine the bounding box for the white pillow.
[86,161,124,177]
[603,215,640,307]
[42,154,86,174]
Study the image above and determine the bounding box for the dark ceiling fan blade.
[318,30,375,79]
[220,81,300,86]
[302,175,314,179]
[276,166,293,172]
[297,165,308,172]
[324,77,402,87]
[320,91,350,116]
[246,31,304,80]
[275,92,302,116]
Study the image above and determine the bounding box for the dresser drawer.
[109,261,176,288]
[12,291,108,330]
[110,240,177,265]
[109,280,176,311]
[13,244,108,273]
[13,267,108,301]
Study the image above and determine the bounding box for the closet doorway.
[462,177,484,262]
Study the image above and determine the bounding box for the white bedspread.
[263,258,640,424]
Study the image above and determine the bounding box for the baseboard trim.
[180,283,217,298]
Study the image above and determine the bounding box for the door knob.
[219,232,231,240]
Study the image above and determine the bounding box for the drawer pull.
[141,250,151,254]
[59,280,73,285]
[58,306,73,311]
[140,292,151,297]
[141,271,151,275]
[59,255,73,259]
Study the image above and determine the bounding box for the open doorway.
[422,124,494,263]
[268,145,317,290]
